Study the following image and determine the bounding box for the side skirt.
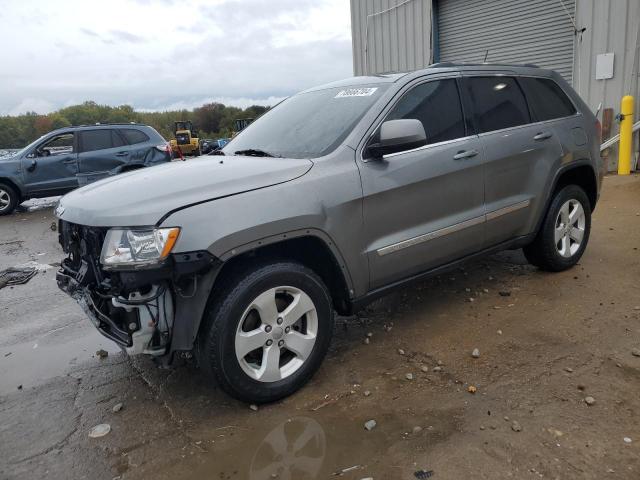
[347,234,534,314]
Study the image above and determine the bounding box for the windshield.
[222,85,389,159]
[6,134,49,158]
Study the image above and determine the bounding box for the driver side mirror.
[368,119,427,158]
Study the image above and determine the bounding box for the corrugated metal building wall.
[350,0,432,76]
[573,0,640,169]
[350,0,640,169]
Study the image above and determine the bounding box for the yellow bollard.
[617,95,634,175]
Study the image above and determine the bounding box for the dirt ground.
[1,175,639,480]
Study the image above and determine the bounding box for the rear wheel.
[0,182,19,216]
[524,185,591,271]
[198,261,333,403]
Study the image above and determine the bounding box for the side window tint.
[120,129,149,145]
[468,77,530,133]
[387,79,466,145]
[111,130,126,148]
[519,77,577,121]
[80,130,114,152]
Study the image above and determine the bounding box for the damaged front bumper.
[56,220,221,359]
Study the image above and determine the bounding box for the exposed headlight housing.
[100,227,180,268]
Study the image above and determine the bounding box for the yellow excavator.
[170,121,201,157]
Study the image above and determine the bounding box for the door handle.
[115,151,128,157]
[453,149,479,160]
[533,132,552,141]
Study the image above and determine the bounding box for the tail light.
[155,143,171,153]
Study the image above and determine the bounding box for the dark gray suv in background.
[0,123,171,215]
[55,64,603,403]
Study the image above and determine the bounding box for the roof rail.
[428,62,540,68]
[72,122,144,127]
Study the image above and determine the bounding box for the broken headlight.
[100,227,180,268]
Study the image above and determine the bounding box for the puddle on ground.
[0,323,121,395]
[152,412,401,480]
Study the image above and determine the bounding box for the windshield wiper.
[234,148,281,158]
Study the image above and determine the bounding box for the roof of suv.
[307,63,557,93]
[46,123,155,136]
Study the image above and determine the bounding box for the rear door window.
[120,129,149,145]
[519,77,577,121]
[80,130,116,152]
[467,77,531,133]
[386,78,466,145]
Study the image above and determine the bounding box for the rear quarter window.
[519,77,577,121]
[120,129,150,145]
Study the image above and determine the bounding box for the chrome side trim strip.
[485,199,531,221]
[377,215,485,256]
[376,199,532,257]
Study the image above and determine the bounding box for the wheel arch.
[534,161,598,236]
[0,177,23,200]
[214,230,354,315]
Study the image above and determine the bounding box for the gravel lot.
[1,175,639,480]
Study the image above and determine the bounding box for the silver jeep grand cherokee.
[56,64,603,403]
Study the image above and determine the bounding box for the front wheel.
[198,261,334,403]
[524,185,591,271]
[0,182,19,216]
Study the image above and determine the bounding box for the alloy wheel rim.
[0,189,10,211]
[554,199,585,258]
[235,286,318,382]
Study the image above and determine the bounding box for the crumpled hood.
[56,155,313,226]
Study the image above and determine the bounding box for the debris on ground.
[405,373,414,381]
[112,402,123,413]
[468,385,477,394]
[472,348,481,358]
[412,426,423,434]
[364,419,377,431]
[249,404,258,411]
[363,337,370,345]
[584,396,596,406]
[95,349,108,359]
[398,348,405,355]
[414,469,434,479]
[433,366,442,372]
[623,437,632,444]
[333,464,360,475]
[511,421,522,432]
[363,390,371,397]
[421,365,429,373]
[0,265,38,290]
[631,348,640,357]
[89,424,111,438]
[564,367,574,373]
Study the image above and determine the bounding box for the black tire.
[523,185,591,271]
[0,182,19,216]
[198,261,334,403]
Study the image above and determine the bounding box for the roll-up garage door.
[437,0,576,82]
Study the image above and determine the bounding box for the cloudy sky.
[0,0,353,115]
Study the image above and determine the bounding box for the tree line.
[0,101,271,149]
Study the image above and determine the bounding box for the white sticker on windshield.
[334,87,378,98]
